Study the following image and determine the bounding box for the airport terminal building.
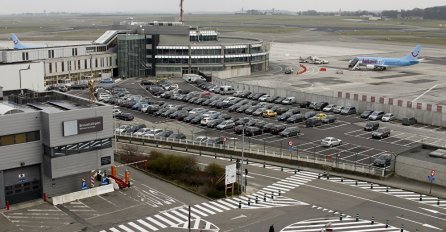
[0,88,113,208]
[0,20,269,91]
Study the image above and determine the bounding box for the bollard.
[43,192,47,202]
[256,196,259,204]
[370,183,373,189]
[341,177,344,182]
[271,191,274,199]
[401,224,404,232]
[263,162,266,168]
[248,198,251,206]
[281,167,283,172]
[6,201,10,210]
[214,154,217,159]
[239,201,241,208]
[371,216,374,224]
[246,159,248,165]
[294,169,297,174]
[230,156,233,161]
[386,220,389,228]
[419,194,422,201]
[339,213,343,221]
[386,186,389,192]
[318,174,321,179]
[279,189,281,196]
[438,198,440,205]
[264,193,267,202]
[355,213,359,222]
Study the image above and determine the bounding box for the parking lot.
[69,77,446,170]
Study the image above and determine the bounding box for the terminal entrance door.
[182,68,189,75]
[4,165,41,205]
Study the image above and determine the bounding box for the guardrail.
[114,132,391,178]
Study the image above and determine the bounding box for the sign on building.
[63,117,103,136]
[225,164,236,185]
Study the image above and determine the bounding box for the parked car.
[364,121,380,131]
[216,120,236,130]
[258,94,270,102]
[372,127,391,139]
[244,126,262,136]
[262,109,277,118]
[169,133,187,140]
[299,101,311,108]
[373,153,392,167]
[262,123,276,133]
[266,96,280,103]
[332,106,344,114]
[304,111,317,120]
[279,127,300,137]
[381,113,396,122]
[206,137,224,145]
[368,111,385,121]
[253,108,267,116]
[322,104,337,112]
[282,97,296,105]
[286,114,305,123]
[340,106,357,115]
[234,125,245,134]
[156,130,174,138]
[360,110,374,119]
[314,102,329,111]
[115,112,134,121]
[207,118,225,128]
[133,128,152,136]
[305,118,323,127]
[276,106,289,115]
[313,113,327,120]
[194,136,208,143]
[322,115,337,124]
[270,125,286,135]
[402,117,417,126]
[274,97,286,104]
[321,137,342,147]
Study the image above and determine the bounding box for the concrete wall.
[396,156,446,186]
[214,66,251,79]
[41,171,90,197]
[212,77,446,127]
[0,62,45,92]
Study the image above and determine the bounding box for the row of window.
[156,56,262,64]
[156,48,254,56]
[43,138,112,157]
[0,131,40,147]
[48,57,114,74]
[190,35,218,42]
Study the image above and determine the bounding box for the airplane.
[348,45,422,71]
[10,33,47,50]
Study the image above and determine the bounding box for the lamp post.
[19,64,31,92]
[240,124,245,193]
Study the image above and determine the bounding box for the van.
[364,121,379,131]
[183,74,205,83]
[219,86,235,95]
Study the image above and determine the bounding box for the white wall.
[0,62,45,91]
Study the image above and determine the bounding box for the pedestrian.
[269,224,275,232]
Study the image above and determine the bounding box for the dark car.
[372,127,391,139]
[305,118,323,127]
[322,115,337,124]
[278,113,293,121]
[234,125,244,134]
[262,123,276,133]
[169,133,187,140]
[270,125,286,135]
[228,104,243,112]
[245,106,259,115]
[368,111,384,120]
[308,102,317,109]
[251,93,267,100]
[115,112,134,121]
[236,105,251,113]
[287,114,305,123]
[154,108,168,116]
[279,127,300,137]
[274,97,287,104]
[156,130,174,138]
[206,137,224,145]
[124,124,146,133]
[364,121,380,131]
[304,111,317,120]
[276,106,290,115]
[207,118,225,128]
[239,91,252,98]
[244,126,262,136]
[373,153,392,167]
[266,96,280,103]
[183,114,196,123]
[360,110,374,119]
[402,117,417,126]
[341,106,357,115]
[190,114,205,124]
[285,108,301,115]
[314,102,329,111]
[176,111,190,121]
[299,101,311,108]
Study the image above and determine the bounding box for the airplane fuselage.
[356,57,419,67]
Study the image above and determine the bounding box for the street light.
[19,64,31,92]
[240,123,246,193]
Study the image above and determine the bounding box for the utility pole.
[179,0,185,23]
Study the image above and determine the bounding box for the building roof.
[0,103,23,115]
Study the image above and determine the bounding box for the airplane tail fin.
[404,45,422,61]
[10,33,27,49]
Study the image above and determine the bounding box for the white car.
[133,128,152,136]
[194,136,208,143]
[322,104,337,112]
[112,109,122,117]
[144,129,163,137]
[258,95,270,102]
[281,97,296,105]
[115,125,129,133]
[381,113,395,122]
[98,93,111,101]
[321,137,342,147]
[200,117,213,126]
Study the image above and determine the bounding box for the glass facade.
[117,34,148,78]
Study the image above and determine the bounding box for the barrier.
[49,184,114,206]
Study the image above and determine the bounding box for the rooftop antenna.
[179,0,184,23]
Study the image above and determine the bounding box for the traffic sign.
[431,170,436,176]
[288,140,293,146]
[223,137,227,142]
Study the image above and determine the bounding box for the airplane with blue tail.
[10,33,46,50]
[348,45,422,71]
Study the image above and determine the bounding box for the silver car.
[381,113,395,122]
[321,137,342,147]
[216,120,235,130]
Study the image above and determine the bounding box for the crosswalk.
[101,172,318,232]
[280,216,402,232]
[172,218,219,231]
[328,177,446,209]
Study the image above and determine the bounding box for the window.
[22,52,29,61]
[44,138,113,157]
[72,48,78,56]
[0,131,39,146]
[0,135,14,146]
[101,156,111,166]
[48,50,55,58]
[61,62,65,72]
[77,60,81,70]
[26,131,40,142]
[49,63,52,73]
[15,133,26,144]
[84,59,88,69]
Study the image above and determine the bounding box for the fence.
[114,132,390,178]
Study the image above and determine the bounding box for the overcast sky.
[2,0,445,14]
